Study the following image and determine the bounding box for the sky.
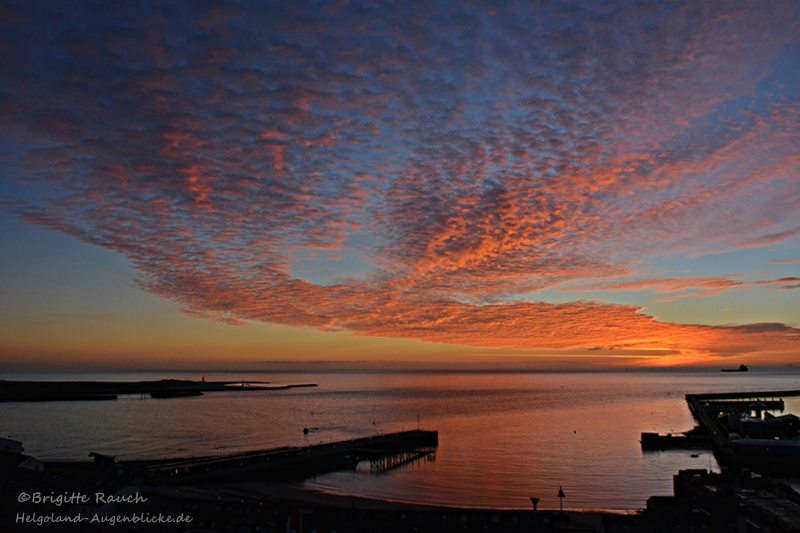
[1,1,799,371]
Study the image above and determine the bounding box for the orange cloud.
[563,276,800,301]
[3,1,800,366]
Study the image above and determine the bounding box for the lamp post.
[557,486,565,514]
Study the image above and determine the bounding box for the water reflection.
[2,369,798,509]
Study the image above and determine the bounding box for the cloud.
[703,227,800,256]
[1,1,800,362]
[563,276,800,301]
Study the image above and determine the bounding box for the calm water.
[2,369,799,510]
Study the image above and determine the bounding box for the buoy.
[303,427,309,434]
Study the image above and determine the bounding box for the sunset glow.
[1,1,798,369]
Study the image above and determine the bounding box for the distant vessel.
[721,364,749,372]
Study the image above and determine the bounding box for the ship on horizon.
[721,364,749,372]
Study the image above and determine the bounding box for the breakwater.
[0,379,317,402]
[685,389,800,472]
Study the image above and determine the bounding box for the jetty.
[42,430,439,486]
[0,379,317,402]
[140,430,438,483]
[685,390,800,473]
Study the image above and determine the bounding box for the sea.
[2,368,799,511]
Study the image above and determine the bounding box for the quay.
[685,390,800,472]
[685,393,739,466]
[704,399,784,412]
[686,389,800,400]
[141,430,439,483]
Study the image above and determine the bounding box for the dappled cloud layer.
[1,1,799,362]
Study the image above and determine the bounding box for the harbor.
[5,379,800,531]
[633,387,800,531]
[641,390,799,465]
[3,0,800,529]
[7,421,800,532]
[0,428,673,532]
[7,370,800,511]
[638,388,800,531]
[685,389,800,474]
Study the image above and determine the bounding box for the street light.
[557,486,566,513]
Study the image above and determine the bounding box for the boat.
[640,431,711,450]
[721,364,749,372]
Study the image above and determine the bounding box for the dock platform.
[686,390,800,471]
[143,430,439,483]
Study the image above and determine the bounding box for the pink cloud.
[563,276,800,301]
[703,227,800,256]
[2,2,800,364]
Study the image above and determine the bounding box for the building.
[0,436,23,454]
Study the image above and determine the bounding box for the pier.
[367,448,436,473]
[685,390,800,471]
[705,399,784,412]
[685,393,738,466]
[143,430,439,483]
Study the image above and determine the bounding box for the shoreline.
[147,482,617,532]
[214,480,640,515]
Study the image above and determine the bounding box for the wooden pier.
[143,430,438,483]
[366,448,436,474]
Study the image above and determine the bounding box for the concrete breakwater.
[0,379,317,402]
[685,389,800,473]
